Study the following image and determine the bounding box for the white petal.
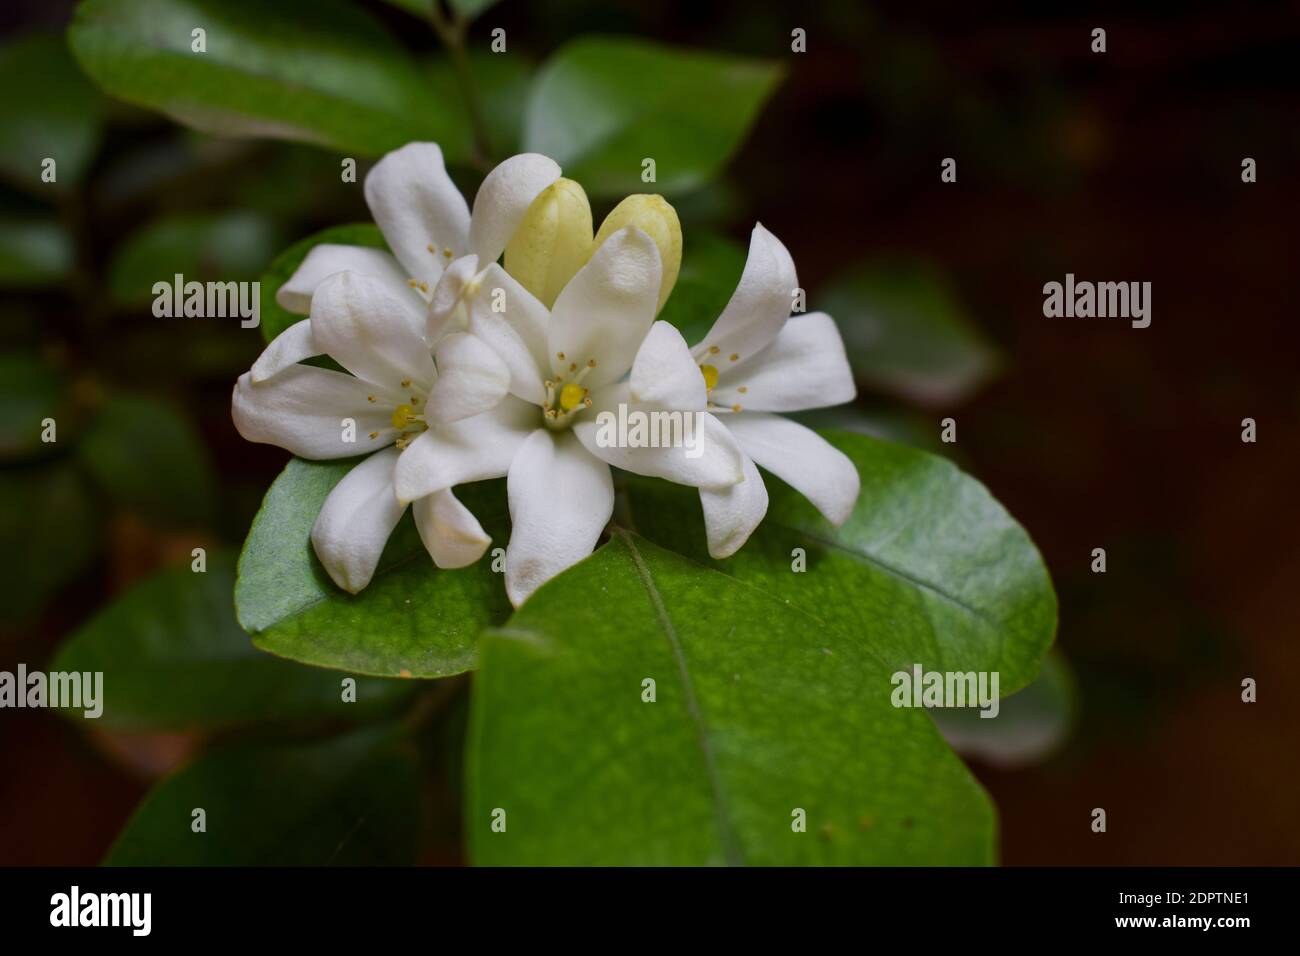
[310,271,435,394]
[276,244,413,316]
[700,453,769,558]
[427,254,480,343]
[232,368,397,459]
[547,226,661,388]
[468,153,562,264]
[574,402,744,490]
[712,312,856,412]
[393,396,536,503]
[505,430,612,607]
[310,448,407,593]
[695,223,798,366]
[725,413,860,525]
[629,321,706,411]
[413,488,491,569]
[427,332,511,423]
[364,142,470,289]
[465,263,551,405]
[250,318,318,383]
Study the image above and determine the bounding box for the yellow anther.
[738,386,748,394]
[391,403,416,429]
[559,383,587,411]
[427,244,435,253]
[700,364,719,391]
[729,353,739,362]
[731,403,742,412]
[367,395,376,403]
[556,352,566,361]
[369,431,379,439]
[709,346,720,355]
[400,379,411,388]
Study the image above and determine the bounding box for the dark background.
[2,0,1297,865]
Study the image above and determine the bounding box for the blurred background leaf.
[0,33,104,193]
[0,352,71,460]
[821,259,1002,406]
[104,724,420,864]
[0,219,74,288]
[52,552,412,730]
[656,231,745,345]
[525,36,783,196]
[69,0,469,159]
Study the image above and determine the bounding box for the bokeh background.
[2,0,1297,865]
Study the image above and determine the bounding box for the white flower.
[233,269,511,592]
[391,228,747,607]
[685,224,860,557]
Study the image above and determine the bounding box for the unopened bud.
[504,177,593,308]
[592,194,682,312]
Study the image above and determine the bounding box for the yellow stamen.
[700,364,719,391]
[391,403,416,429]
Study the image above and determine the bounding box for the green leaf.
[820,259,1002,405]
[525,37,783,196]
[932,649,1076,768]
[0,219,74,288]
[107,211,278,307]
[468,531,995,865]
[69,0,466,159]
[448,0,501,20]
[0,464,99,624]
[626,430,1057,695]
[105,725,420,864]
[236,459,511,678]
[258,224,386,345]
[78,394,216,528]
[52,552,411,730]
[657,232,745,345]
[0,352,67,461]
[0,33,104,192]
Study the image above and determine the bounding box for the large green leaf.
[77,394,216,527]
[69,0,466,158]
[104,725,419,864]
[108,211,278,307]
[236,458,511,678]
[257,224,386,345]
[468,531,995,865]
[52,553,410,730]
[525,37,783,197]
[821,259,1002,405]
[625,430,1056,695]
[0,33,104,192]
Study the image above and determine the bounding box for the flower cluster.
[233,143,859,607]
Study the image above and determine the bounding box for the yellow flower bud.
[504,178,593,308]
[592,194,682,312]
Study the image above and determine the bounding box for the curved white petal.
[465,263,551,405]
[725,413,860,525]
[468,153,562,264]
[427,254,479,343]
[310,271,436,394]
[629,320,706,411]
[695,223,798,367]
[427,332,511,423]
[574,387,743,490]
[364,142,470,289]
[232,368,397,459]
[393,395,536,503]
[700,452,768,559]
[414,488,491,569]
[276,244,413,316]
[505,430,613,607]
[547,227,661,388]
[712,311,856,413]
[310,447,406,593]
[250,317,318,383]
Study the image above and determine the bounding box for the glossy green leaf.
[236,458,511,678]
[69,0,465,158]
[257,224,386,345]
[108,211,278,307]
[0,33,104,192]
[821,259,1002,405]
[625,430,1056,695]
[657,232,745,345]
[52,553,411,730]
[0,464,99,624]
[0,220,74,288]
[105,725,419,865]
[78,394,216,527]
[525,37,783,196]
[468,531,995,865]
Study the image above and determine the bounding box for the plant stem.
[429,3,494,171]
[402,672,470,733]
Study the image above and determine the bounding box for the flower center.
[541,354,596,430]
[366,381,429,447]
